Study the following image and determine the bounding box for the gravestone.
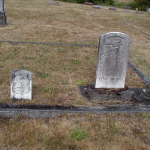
[146,8,150,12]
[124,6,131,10]
[109,7,116,10]
[95,32,131,88]
[50,0,53,5]
[10,70,32,100]
[0,0,6,26]
[93,5,102,9]
[136,11,143,14]
[85,2,93,5]
[123,9,130,12]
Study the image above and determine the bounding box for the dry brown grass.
[0,0,150,105]
[0,113,150,150]
[0,1,150,149]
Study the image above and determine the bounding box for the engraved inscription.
[95,32,130,88]
[12,73,30,94]
[11,70,32,100]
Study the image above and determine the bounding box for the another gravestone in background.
[0,0,6,26]
[93,5,102,9]
[10,70,32,100]
[95,32,131,88]
[50,0,53,5]
[109,7,116,10]
[85,2,93,5]
[124,6,131,10]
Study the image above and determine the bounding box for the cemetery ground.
[0,0,150,149]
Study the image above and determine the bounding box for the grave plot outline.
[95,32,131,88]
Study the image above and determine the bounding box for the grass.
[0,113,150,150]
[0,0,150,105]
[0,1,150,149]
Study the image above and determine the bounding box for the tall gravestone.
[10,70,32,100]
[0,0,6,26]
[95,32,131,88]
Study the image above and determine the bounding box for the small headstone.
[95,32,131,88]
[0,0,6,26]
[10,70,32,100]
[123,9,130,12]
[124,6,131,10]
[50,0,53,5]
[146,8,150,12]
[136,8,138,11]
[136,11,143,14]
[93,5,102,9]
[85,2,93,5]
[109,7,116,10]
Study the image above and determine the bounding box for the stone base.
[0,11,7,26]
[87,84,133,101]
[78,83,150,103]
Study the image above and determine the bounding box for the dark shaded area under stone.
[79,85,150,104]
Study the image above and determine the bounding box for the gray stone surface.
[87,84,133,101]
[50,0,53,5]
[136,11,143,14]
[93,5,102,9]
[146,8,150,12]
[10,70,32,100]
[109,7,116,10]
[123,9,130,12]
[124,6,131,10]
[0,0,6,26]
[85,2,93,5]
[0,0,4,11]
[95,32,131,88]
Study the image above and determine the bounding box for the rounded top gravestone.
[95,32,131,89]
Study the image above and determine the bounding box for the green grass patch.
[70,128,87,141]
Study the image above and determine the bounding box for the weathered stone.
[50,0,53,5]
[93,5,102,9]
[87,84,133,101]
[0,0,4,11]
[123,9,130,12]
[146,8,150,12]
[136,11,143,14]
[109,7,116,10]
[85,2,93,5]
[95,32,131,88]
[0,0,6,26]
[124,6,131,10]
[10,70,32,100]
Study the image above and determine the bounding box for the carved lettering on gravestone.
[95,32,131,88]
[0,0,4,12]
[11,70,32,100]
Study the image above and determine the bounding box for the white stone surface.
[10,70,32,100]
[95,32,131,88]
